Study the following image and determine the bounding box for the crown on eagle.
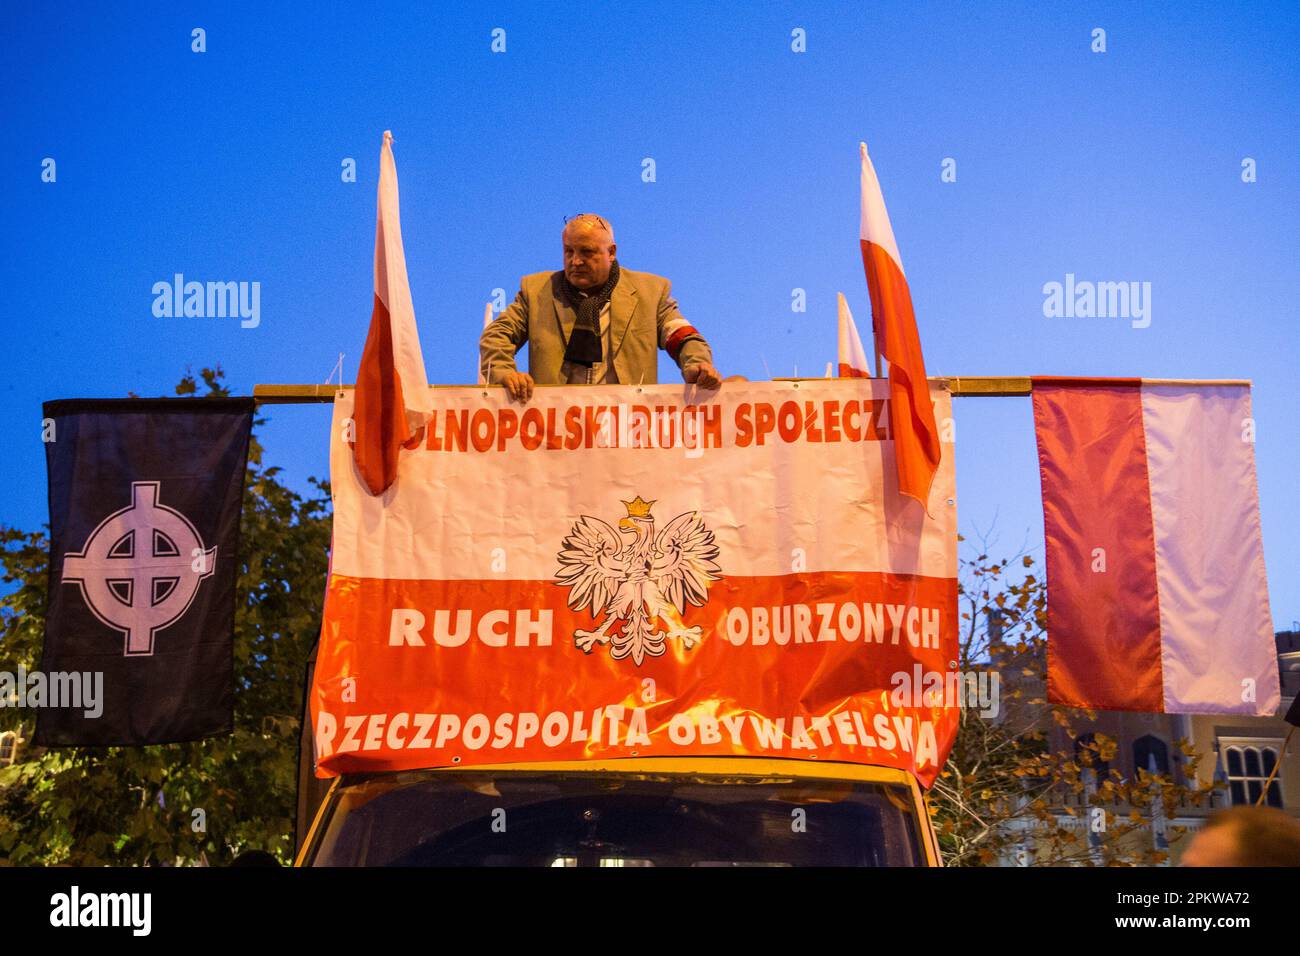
[622,496,656,518]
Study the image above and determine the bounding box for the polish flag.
[349,130,433,496]
[859,142,941,507]
[836,293,871,378]
[1032,378,1278,715]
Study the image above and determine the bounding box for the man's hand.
[502,371,535,402]
[683,362,722,391]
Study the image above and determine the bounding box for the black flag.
[36,398,253,746]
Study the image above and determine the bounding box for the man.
[480,214,722,400]
[1180,805,1300,866]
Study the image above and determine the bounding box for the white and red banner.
[837,292,871,378]
[859,142,942,508]
[312,379,959,785]
[348,130,433,496]
[1032,378,1278,715]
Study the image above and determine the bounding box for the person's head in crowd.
[1180,805,1300,866]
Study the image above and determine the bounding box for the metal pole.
[252,377,1251,404]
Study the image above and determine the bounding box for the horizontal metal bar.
[253,376,1252,404]
[941,376,1032,397]
[1130,378,1252,387]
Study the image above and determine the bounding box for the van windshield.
[309,769,923,866]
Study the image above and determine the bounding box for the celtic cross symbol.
[62,481,217,657]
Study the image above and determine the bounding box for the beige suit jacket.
[479,267,712,386]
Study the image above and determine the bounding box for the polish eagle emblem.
[554,496,722,666]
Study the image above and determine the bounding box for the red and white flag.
[1032,378,1278,715]
[836,292,871,378]
[349,130,433,496]
[859,142,941,507]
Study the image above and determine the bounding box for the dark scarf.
[561,260,621,367]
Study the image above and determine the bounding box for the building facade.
[993,626,1297,865]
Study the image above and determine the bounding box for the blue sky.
[2,1,1296,627]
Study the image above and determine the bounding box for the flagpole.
[252,377,1252,403]
[1256,726,1295,806]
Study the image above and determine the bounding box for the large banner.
[312,380,958,785]
[37,397,253,746]
[1033,379,1277,714]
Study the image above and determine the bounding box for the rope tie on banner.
[325,353,344,388]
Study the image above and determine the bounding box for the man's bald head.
[563,214,615,244]
[562,214,617,290]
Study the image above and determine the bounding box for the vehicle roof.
[334,756,920,786]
